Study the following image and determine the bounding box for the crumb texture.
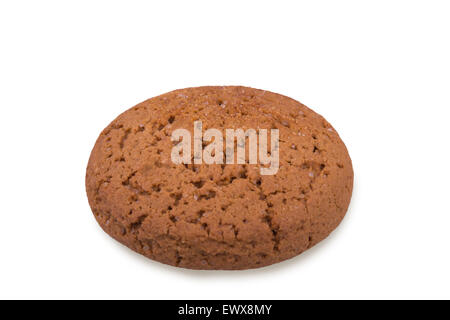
[86,86,353,270]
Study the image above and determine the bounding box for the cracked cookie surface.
[85,86,353,270]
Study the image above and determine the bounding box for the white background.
[1,1,449,300]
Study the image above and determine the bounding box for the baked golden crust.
[86,86,353,270]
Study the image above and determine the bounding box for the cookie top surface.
[86,86,353,270]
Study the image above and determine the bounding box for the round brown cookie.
[86,86,353,270]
